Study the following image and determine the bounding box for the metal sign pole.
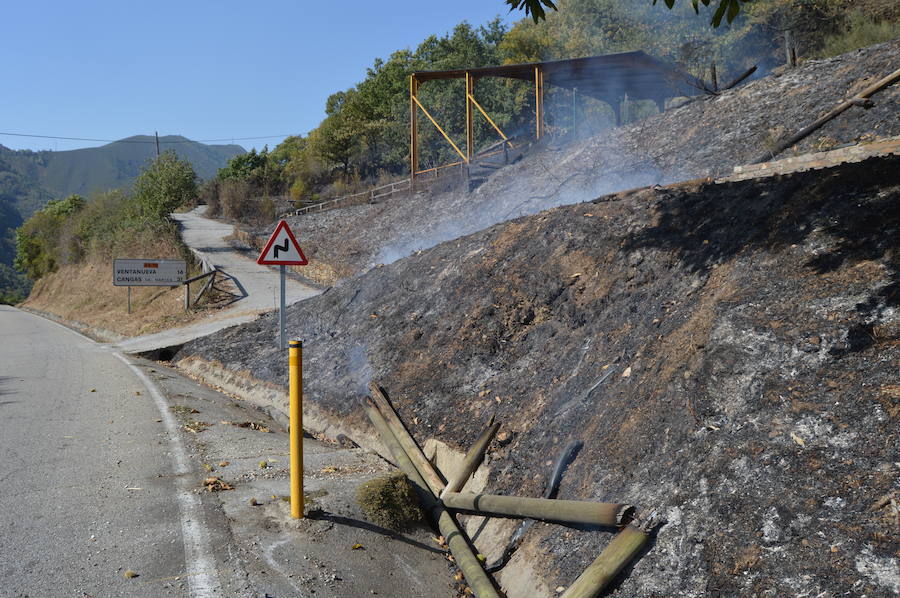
[279,265,286,349]
[256,221,307,349]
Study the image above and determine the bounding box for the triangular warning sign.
[257,220,308,265]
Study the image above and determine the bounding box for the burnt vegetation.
[175,6,900,597]
[180,152,900,596]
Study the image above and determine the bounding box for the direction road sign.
[257,220,308,265]
[257,220,308,349]
[113,259,186,286]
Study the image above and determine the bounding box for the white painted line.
[23,310,223,597]
[263,536,309,596]
[115,352,223,598]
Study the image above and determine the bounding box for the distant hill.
[36,135,244,200]
[0,135,245,297]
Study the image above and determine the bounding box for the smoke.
[369,27,777,268]
[372,52,707,267]
[373,138,663,267]
[347,342,373,396]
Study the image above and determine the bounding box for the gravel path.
[113,206,321,354]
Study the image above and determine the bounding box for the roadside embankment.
[23,259,203,338]
[175,154,900,597]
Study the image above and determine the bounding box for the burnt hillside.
[180,154,900,597]
[275,39,900,282]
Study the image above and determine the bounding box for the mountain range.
[0,135,245,297]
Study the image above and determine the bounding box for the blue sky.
[1,1,514,152]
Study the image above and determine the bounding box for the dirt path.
[113,206,321,354]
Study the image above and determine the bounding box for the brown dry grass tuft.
[356,472,425,531]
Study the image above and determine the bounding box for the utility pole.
[155,131,160,156]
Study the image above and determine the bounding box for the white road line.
[263,536,309,596]
[27,310,223,597]
[115,353,223,598]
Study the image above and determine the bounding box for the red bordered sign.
[257,220,308,265]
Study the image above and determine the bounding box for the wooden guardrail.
[291,135,526,217]
[183,268,217,311]
[182,249,245,310]
[292,178,411,216]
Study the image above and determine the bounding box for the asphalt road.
[0,306,232,597]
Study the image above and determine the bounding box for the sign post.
[258,223,309,519]
[257,220,308,349]
[113,259,186,314]
[280,265,287,350]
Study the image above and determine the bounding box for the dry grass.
[356,472,425,531]
[23,259,222,337]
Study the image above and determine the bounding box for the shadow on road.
[308,510,445,555]
[0,377,17,398]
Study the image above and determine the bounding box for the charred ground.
[179,154,900,596]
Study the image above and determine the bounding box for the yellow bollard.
[289,340,304,518]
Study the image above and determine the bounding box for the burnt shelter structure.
[410,50,704,182]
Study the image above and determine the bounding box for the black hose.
[544,440,583,499]
[485,440,584,572]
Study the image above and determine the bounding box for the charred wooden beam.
[361,397,500,598]
[368,382,446,495]
[722,65,757,91]
[751,67,900,163]
[441,492,634,528]
[440,419,499,498]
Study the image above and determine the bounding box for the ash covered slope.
[182,154,900,596]
[286,39,900,279]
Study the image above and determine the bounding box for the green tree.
[508,0,752,26]
[13,194,85,279]
[653,0,750,27]
[505,0,558,22]
[132,151,197,221]
[218,148,267,181]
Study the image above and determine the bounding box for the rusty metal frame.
[411,71,528,186]
[410,73,468,187]
[411,94,468,163]
[409,75,418,181]
[535,65,544,140]
[466,72,475,162]
[467,91,509,143]
[410,51,704,186]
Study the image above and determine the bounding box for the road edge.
[17,307,225,597]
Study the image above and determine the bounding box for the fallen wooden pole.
[485,439,584,573]
[721,65,757,91]
[751,67,900,164]
[368,382,446,495]
[440,419,499,498]
[442,492,633,528]
[361,397,500,598]
[559,523,650,598]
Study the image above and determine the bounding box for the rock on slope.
[179,154,900,597]
[274,39,900,282]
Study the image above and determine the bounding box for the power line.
[0,131,294,144]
